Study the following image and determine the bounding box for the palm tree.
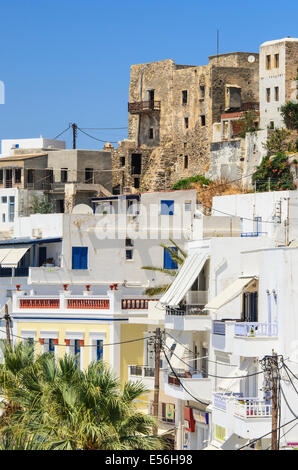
[0,343,168,450]
[142,239,187,296]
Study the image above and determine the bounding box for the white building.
[1,137,66,157]
[259,37,298,130]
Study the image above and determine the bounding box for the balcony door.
[242,292,258,322]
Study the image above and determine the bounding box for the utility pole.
[4,303,11,348]
[260,351,280,451]
[271,351,279,451]
[152,328,161,436]
[71,123,78,149]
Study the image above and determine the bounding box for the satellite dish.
[72,204,93,215]
[248,55,256,63]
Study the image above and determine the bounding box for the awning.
[0,248,12,264]
[1,246,31,268]
[160,251,209,307]
[204,277,256,312]
[221,434,249,450]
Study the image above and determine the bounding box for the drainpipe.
[267,290,271,336]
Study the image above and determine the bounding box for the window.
[131,153,142,175]
[182,90,188,105]
[1,196,7,204]
[201,115,206,126]
[126,249,133,260]
[125,238,134,247]
[85,168,94,183]
[266,54,271,70]
[0,170,3,184]
[200,85,205,100]
[184,117,189,129]
[27,169,34,185]
[274,53,279,68]
[120,156,125,166]
[266,88,271,103]
[148,89,155,101]
[161,200,174,215]
[61,168,68,183]
[72,247,88,270]
[162,403,175,423]
[269,121,274,129]
[8,196,15,222]
[149,128,154,139]
[274,86,279,101]
[15,168,21,183]
[163,247,178,270]
[43,338,56,353]
[134,178,140,189]
[2,214,5,223]
[185,201,191,211]
[184,155,189,169]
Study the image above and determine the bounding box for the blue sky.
[0,0,297,150]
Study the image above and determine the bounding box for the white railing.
[234,399,272,418]
[213,393,272,419]
[234,322,278,337]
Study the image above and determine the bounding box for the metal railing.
[129,365,155,378]
[166,305,208,316]
[234,322,278,337]
[128,100,161,114]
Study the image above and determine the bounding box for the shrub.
[252,152,295,192]
[281,101,298,130]
[172,174,211,190]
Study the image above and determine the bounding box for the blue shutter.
[72,247,88,269]
[163,247,178,269]
[161,200,174,215]
[49,339,55,352]
[96,340,103,361]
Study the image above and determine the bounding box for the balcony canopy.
[204,277,256,312]
[0,246,31,268]
[160,251,209,308]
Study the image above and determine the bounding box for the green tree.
[281,101,298,130]
[0,342,168,450]
[252,152,295,192]
[233,110,259,138]
[142,240,186,296]
[30,194,54,214]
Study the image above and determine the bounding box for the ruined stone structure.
[112,52,259,193]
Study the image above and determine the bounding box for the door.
[38,247,47,267]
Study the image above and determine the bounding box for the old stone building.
[112,52,259,193]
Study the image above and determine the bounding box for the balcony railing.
[128,100,161,114]
[166,305,208,316]
[234,322,278,337]
[129,365,155,378]
[213,393,271,418]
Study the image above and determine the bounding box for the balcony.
[128,365,156,390]
[164,370,212,402]
[212,393,272,439]
[212,320,279,357]
[165,301,211,331]
[128,100,161,114]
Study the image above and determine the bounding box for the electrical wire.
[0,328,154,348]
[52,126,71,140]
[77,127,120,144]
[81,127,127,130]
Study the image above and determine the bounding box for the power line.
[52,125,71,140]
[0,329,153,348]
[81,127,127,130]
[77,126,120,144]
